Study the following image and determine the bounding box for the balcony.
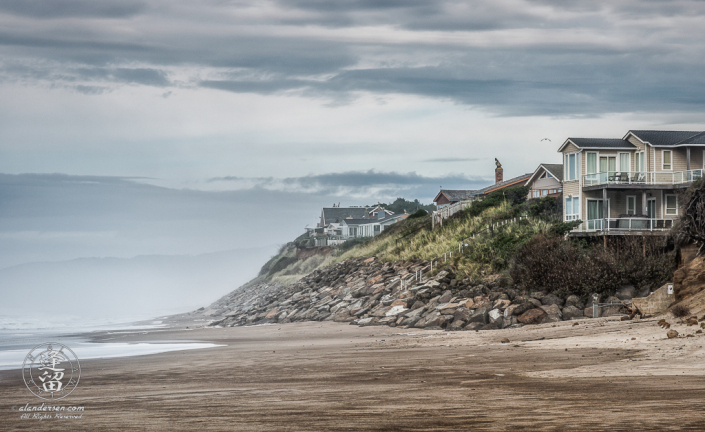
[583,169,703,187]
[584,217,673,233]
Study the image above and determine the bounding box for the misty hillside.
[0,245,278,321]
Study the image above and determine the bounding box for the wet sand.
[2,317,705,431]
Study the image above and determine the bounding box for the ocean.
[0,315,223,370]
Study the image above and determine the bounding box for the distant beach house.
[340,213,406,238]
[558,130,705,236]
[318,206,369,227]
[308,204,404,246]
[525,163,563,199]
[432,159,531,210]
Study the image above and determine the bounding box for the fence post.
[592,302,599,319]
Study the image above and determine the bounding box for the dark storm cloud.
[3,0,705,115]
[209,169,486,193]
[0,0,146,19]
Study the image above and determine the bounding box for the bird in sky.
[540,138,551,142]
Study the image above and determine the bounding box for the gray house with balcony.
[557,130,705,235]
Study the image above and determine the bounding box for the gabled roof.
[432,189,474,203]
[558,138,636,152]
[472,173,532,196]
[627,130,705,146]
[321,207,369,225]
[525,163,563,186]
[543,164,563,181]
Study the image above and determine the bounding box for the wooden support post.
[643,237,646,258]
[604,235,607,249]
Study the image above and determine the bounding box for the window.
[540,172,547,179]
[586,152,597,174]
[635,152,645,172]
[663,150,672,170]
[665,194,678,216]
[565,197,580,221]
[532,190,540,198]
[619,153,630,172]
[565,153,579,181]
[600,156,616,173]
[541,190,548,196]
[627,196,636,215]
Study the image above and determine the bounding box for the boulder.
[512,302,534,316]
[467,307,489,325]
[667,330,679,339]
[562,305,583,321]
[528,298,543,308]
[410,300,425,310]
[540,304,562,322]
[541,294,564,307]
[564,295,584,310]
[385,305,408,317]
[616,285,636,300]
[601,296,623,317]
[448,320,466,331]
[584,306,594,318]
[517,308,548,325]
[488,308,503,326]
[453,308,471,322]
[438,290,453,304]
[464,322,483,331]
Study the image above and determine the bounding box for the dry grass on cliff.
[329,201,551,276]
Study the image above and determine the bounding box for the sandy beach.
[2,317,705,431]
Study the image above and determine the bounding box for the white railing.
[432,200,472,229]
[585,218,674,232]
[583,169,703,187]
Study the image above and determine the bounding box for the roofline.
[622,131,647,146]
[650,143,705,148]
[432,190,447,203]
[557,138,577,152]
[579,147,637,150]
[482,175,531,194]
[525,164,559,186]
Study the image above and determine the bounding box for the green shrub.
[408,208,428,219]
[510,235,675,297]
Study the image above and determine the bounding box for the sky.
[2,1,705,300]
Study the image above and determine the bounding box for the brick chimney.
[495,158,503,184]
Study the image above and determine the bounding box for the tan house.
[558,130,705,235]
[525,163,563,199]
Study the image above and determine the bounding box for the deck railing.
[584,217,673,232]
[432,199,472,229]
[583,169,703,187]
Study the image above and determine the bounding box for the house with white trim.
[558,130,705,235]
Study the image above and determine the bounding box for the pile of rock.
[207,256,633,331]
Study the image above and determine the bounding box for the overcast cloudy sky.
[2,0,705,269]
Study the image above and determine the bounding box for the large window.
[565,196,580,221]
[565,153,579,181]
[619,153,630,172]
[665,194,678,216]
[635,152,645,172]
[663,150,672,170]
[600,156,616,173]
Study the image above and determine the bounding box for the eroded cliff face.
[674,255,705,301]
[674,255,705,302]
